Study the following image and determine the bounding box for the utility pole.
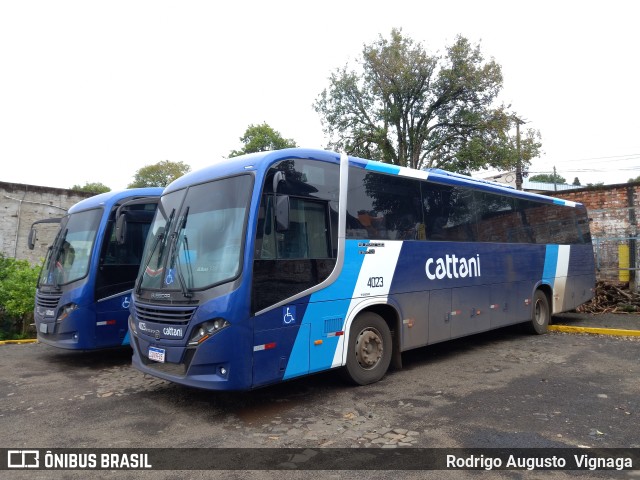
[514,116,523,190]
[553,166,558,192]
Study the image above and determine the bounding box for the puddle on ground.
[233,398,302,425]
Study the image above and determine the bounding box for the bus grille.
[134,302,197,325]
[36,291,62,309]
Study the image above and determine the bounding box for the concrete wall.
[0,182,94,265]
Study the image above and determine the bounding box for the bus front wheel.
[343,312,392,385]
[529,290,550,334]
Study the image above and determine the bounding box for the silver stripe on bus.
[97,290,133,303]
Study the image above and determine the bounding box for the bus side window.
[278,198,330,259]
[346,169,423,241]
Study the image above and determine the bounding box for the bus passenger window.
[347,169,423,241]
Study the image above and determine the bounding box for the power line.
[556,153,640,163]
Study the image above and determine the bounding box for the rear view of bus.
[33,188,162,350]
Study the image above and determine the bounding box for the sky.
[1,0,639,192]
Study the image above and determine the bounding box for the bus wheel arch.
[529,288,551,335]
[342,305,398,385]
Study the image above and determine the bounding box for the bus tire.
[343,312,392,385]
[529,290,550,334]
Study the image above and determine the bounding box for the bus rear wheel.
[343,312,392,385]
[529,290,550,334]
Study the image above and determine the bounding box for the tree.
[628,175,640,183]
[128,160,191,188]
[529,173,567,184]
[71,182,111,194]
[572,177,581,186]
[0,254,40,339]
[314,29,541,173]
[229,123,297,157]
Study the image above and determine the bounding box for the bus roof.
[164,148,341,194]
[68,187,163,214]
[163,148,581,208]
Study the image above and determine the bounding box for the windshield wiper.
[136,208,175,295]
[52,228,68,290]
[169,207,193,299]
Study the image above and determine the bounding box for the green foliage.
[128,160,191,188]
[71,182,111,194]
[529,173,567,184]
[0,254,40,339]
[628,175,640,183]
[229,123,297,157]
[314,29,541,173]
[572,177,581,186]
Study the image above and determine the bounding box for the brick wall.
[551,183,639,237]
[549,182,639,287]
[0,182,94,265]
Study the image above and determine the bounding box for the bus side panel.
[94,294,132,348]
[569,275,595,308]
[397,291,429,350]
[565,244,596,311]
[451,285,491,339]
[252,322,308,388]
[490,282,516,328]
[252,300,311,388]
[262,239,395,384]
[428,288,451,344]
[542,244,595,313]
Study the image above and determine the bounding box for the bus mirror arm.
[27,217,63,250]
[275,195,290,232]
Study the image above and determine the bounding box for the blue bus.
[32,188,162,350]
[128,148,594,390]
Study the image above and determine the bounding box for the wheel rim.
[354,327,383,370]
[534,298,547,325]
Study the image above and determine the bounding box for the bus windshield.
[139,174,253,292]
[38,208,102,287]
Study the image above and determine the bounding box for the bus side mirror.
[115,213,127,245]
[28,227,37,250]
[275,195,290,232]
[273,171,285,193]
[272,171,289,232]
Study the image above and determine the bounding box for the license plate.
[39,323,48,334]
[148,346,166,363]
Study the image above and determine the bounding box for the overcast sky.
[1,0,638,192]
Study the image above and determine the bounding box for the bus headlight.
[188,318,230,346]
[56,303,78,322]
[128,315,137,336]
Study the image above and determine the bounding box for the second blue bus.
[32,188,162,350]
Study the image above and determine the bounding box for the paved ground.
[1,313,639,479]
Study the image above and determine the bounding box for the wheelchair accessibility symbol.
[122,297,130,309]
[165,269,175,286]
[282,306,296,325]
